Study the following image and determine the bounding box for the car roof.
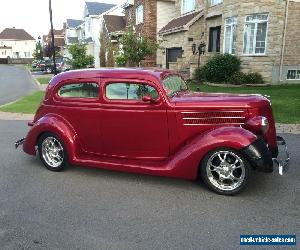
[49,68,176,86]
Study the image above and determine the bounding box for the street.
[0,120,299,250]
[0,65,38,105]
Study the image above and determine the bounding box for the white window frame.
[286,69,300,80]
[223,16,237,55]
[181,0,196,14]
[210,0,223,7]
[136,5,144,25]
[243,13,269,56]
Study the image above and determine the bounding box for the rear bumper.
[240,136,290,175]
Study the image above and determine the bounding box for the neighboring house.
[158,0,300,83]
[0,28,35,59]
[123,0,176,67]
[101,15,126,66]
[83,1,124,67]
[43,29,65,56]
[63,19,84,57]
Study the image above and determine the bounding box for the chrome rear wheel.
[38,133,68,171]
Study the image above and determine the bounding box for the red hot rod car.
[16,68,289,195]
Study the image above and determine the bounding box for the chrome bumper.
[272,136,290,175]
[15,138,25,149]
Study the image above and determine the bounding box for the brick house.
[43,29,65,56]
[122,0,176,67]
[157,0,300,83]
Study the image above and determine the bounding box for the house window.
[211,0,223,6]
[208,26,221,52]
[136,5,144,25]
[287,70,300,80]
[224,17,237,54]
[181,0,195,14]
[243,13,269,55]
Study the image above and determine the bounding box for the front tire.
[200,148,250,195]
[38,133,68,172]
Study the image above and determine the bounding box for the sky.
[0,0,122,40]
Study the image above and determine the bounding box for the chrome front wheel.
[201,148,249,195]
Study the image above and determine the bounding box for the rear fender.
[23,114,78,162]
[169,126,257,180]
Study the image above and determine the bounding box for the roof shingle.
[159,10,204,35]
[67,19,83,28]
[0,28,35,40]
[103,15,126,33]
[86,2,116,16]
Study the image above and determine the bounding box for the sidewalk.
[0,111,299,134]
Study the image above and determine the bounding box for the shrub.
[227,71,247,85]
[244,72,265,84]
[193,67,206,82]
[202,54,241,82]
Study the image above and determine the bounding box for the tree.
[99,32,106,67]
[43,43,61,58]
[33,42,43,60]
[116,26,158,67]
[68,43,94,69]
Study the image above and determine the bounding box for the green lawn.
[0,84,299,123]
[0,91,44,114]
[189,83,300,124]
[37,77,52,85]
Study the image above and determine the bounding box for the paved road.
[0,120,299,250]
[0,65,38,105]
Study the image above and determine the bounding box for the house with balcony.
[158,0,300,83]
[0,28,35,60]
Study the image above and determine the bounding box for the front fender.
[23,114,78,162]
[169,126,257,180]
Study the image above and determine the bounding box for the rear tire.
[38,133,68,172]
[200,148,250,195]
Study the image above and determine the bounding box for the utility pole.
[49,0,57,75]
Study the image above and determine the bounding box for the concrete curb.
[0,111,299,134]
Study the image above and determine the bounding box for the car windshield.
[162,75,188,97]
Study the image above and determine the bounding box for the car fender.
[168,126,257,180]
[23,114,78,162]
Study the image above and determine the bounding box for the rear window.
[58,82,99,98]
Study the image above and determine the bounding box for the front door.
[100,79,169,160]
[166,47,183,69]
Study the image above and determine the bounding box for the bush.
[202,54,241,82]
[244,72,265,84]
[193,67,206,82]
[227,71,247,85]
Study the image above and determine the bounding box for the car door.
[100,78,169,160]
[53,78,102,154]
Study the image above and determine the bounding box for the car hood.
[171,91,270,109]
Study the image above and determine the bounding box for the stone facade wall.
[283,0,300,66]
[174,0,205,15]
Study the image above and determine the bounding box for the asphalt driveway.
[0,65,38,105]
[0,120,299,249]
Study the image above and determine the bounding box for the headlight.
[245,116,269,134]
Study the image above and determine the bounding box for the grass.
[0,84,299,124]
[189,83,300,124]
[37,76,52,85]
[0,91,44,114]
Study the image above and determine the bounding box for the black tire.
[200,148,250,195]
[38,132,68,172]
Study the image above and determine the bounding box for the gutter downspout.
[279,0,290,82]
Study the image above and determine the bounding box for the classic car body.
[16,68,289,195]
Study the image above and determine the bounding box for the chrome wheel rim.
[41,137,64,168]
[206,151,245,191]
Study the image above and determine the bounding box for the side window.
[106,83,159,100]
[58,82,99,98]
